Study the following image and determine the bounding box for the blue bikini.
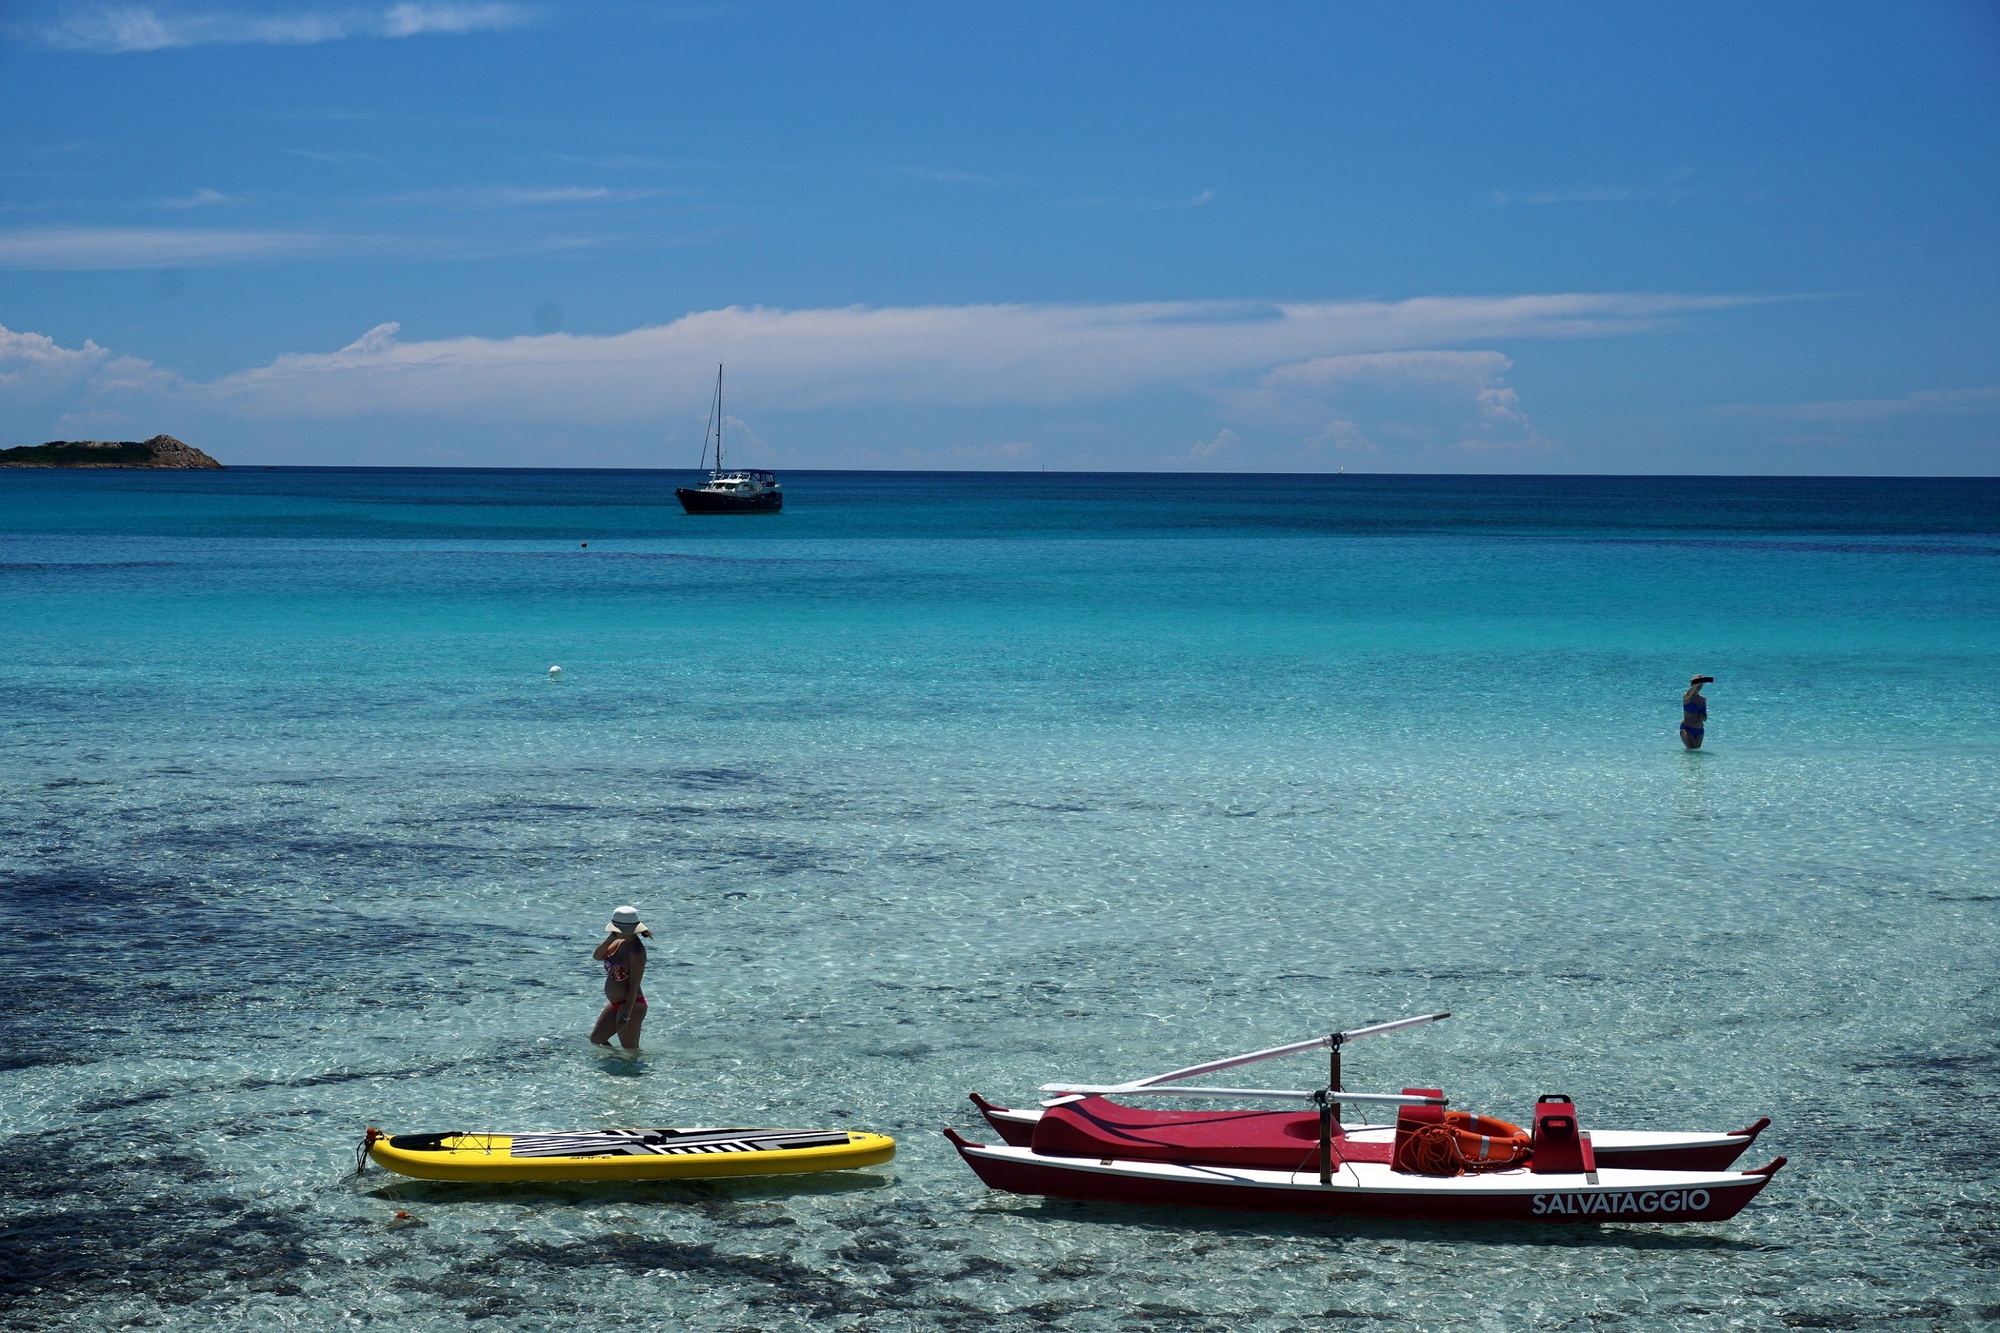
[1681,696,1706,741]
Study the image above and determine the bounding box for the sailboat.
[674,365,782,514]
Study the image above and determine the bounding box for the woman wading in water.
[591,905,650,1051]
[1681,675,1713,750]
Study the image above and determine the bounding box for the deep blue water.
[2,470,1996,1330]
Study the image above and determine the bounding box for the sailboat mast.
[715,363,724,473]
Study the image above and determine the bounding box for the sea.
[1,469,1996,1331]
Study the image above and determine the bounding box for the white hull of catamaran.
[944,1128,1784,1223]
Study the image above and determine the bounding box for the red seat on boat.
[1029,1097,1394,1170]
[1529,1095,1596,1174]
[1391,1088,1448,1174]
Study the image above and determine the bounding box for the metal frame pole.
[1316,1089,1333,1185]
[1328,1032,1343,1127]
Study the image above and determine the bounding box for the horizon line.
[8,465,1996,480]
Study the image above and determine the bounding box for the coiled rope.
[1401,1122,1468,1177]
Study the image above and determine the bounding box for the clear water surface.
[2,470,1996,1330]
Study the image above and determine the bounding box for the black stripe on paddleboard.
[505,1129,851,1159]
[512,1128,773,1145]
[505,1130,753,1157]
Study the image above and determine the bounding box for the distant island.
[0,435,224,469]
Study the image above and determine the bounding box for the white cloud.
[485,186,640,206]
[1716,386,2000,423]
[37,3,529,53]
[378,1,521,36]
[1526,186,1640,205]
[157,187,236,209]
[1477,385,1528,428]
[1460,383,1550,452]
[1490,170,1702,208]
[1,293,1749,467]
[710,412,777,462]
[1260,350,1513,390]
[342,322,401,355]
[1186,428,1242,461]
[380,185,662,208]
[1303,419,1376,457]
[0,221,668,269]
[0,325,114,394]
[0,322,170,448]
[1248,348,1549,458]
[192,293,1742,421]
[87,355,175,394]
[0,227,384,269]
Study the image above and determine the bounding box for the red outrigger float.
[948,1013,1785,1224]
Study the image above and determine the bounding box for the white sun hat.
[605,905,650,935]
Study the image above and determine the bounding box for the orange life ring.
[1396,1112,1532,1175]
[1444,1111,1531,1168]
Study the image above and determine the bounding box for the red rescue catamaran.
[948,1013,1784,1224]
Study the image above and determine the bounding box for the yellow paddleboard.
[363,1125,895,1183]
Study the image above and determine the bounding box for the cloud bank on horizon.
[4,292,1754,468]
[9,291,1997,470]
[208,294,1735,414]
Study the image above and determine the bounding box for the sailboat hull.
[676,487,782,514]
[944,1130,1786,1224]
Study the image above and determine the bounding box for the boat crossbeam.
[1115,1012,1451,1091]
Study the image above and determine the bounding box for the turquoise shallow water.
[2,470,1996,1330]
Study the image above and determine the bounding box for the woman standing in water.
[591,905,650,1051]
[1681,675,1713,750]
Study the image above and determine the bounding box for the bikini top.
[602,939,643,983]
[1684,697,1707,717]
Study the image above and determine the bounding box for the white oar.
[1040,1084,1446,1105]
[1117,1012,1451,1090]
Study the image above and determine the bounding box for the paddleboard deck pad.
[362,1126,895,1182]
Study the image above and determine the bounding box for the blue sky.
[2,2,1997,472]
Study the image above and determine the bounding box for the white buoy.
[549,665,562,677]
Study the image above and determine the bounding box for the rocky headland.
[0,435,224,469]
